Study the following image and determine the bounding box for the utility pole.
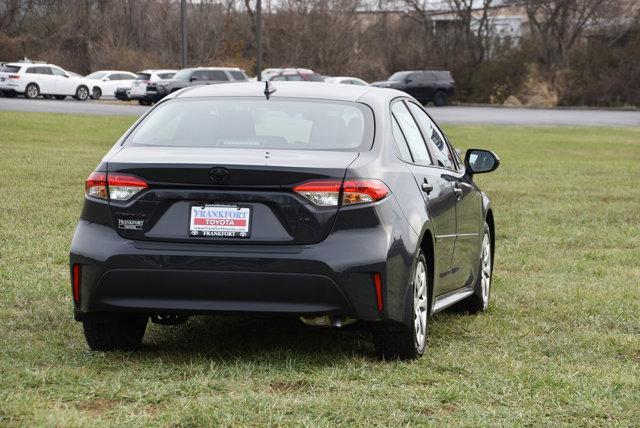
[256,0,262,81]
[181,0,187,68]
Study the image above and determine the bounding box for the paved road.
[1,96,639,126]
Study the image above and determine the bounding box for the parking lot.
[1,95,640,126]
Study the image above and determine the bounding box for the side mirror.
[102,77,110,81]
[189,77,197,82]
[464,149,500,175]
[405,78,412,83]
[64,72,70,78]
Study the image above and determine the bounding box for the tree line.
[1,0,639,107]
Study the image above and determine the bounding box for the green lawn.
[0,112,639,426]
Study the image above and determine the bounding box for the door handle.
[421,178,433,194]
[453,182,463,197]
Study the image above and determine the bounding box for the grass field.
[0,111,639,426]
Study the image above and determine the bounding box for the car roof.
[173,81,403,103]
[91,70,135,74]
[138,69,178,74]
[180,67,243,72]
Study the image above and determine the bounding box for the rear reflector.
[8,74,20,79]
[373,273,383,312]
[72,264,81,304]
[84,172,147,201]
[294,179,389,207]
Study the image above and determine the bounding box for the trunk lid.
[106,147,358,245]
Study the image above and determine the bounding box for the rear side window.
[26,67,52,75]
[1,65,21,73]
[391,102,431,166]
[126,98,374,152]
[229,71,247,81]
[391,117,413,163]
[306,74,324,82]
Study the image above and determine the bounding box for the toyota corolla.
[70,82,499,359]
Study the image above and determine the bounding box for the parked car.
[371,70,455,106]
[85,70,137,100]
[268,68,324,82]
[130,69,178,105]
[325,76,369,86]
[143,67,248,104]
[0,61,90,100]
[249,68,283,81]
[71,81,499,360]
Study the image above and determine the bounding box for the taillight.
[85,172,107,199]
[84,172,147,201]
[342,179,389,205]
[107,174,148,201]
[72,264,81,304]
[293,179,389,207]
[293,180,341,206]
[8,74,20,79]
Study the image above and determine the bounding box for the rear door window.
[208,70,229,81]
[406,102,456,170]
[229,71,246,81]
[391,102,431,166]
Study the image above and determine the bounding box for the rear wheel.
[372,251,428,360]
[434,90,448,107]
[83,314,148,351]
[75,85,89,101]
[25,83,40,99]
[91,87,102,100]
[459,223,492,313]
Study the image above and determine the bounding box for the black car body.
[371,70,455,106]
[70,82,498,359]
[144,67,248,104]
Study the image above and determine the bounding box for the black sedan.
[70,82,499,360]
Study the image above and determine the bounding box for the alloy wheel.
[480,232,492,310]
[413,260,428,349]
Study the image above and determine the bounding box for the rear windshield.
[136,73,152,80]
[126,98,374,151]
[1,65,21,73]
[389,71,411,81]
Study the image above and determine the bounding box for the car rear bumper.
[69,200,416,322]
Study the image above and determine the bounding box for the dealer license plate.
[189,205,251,238]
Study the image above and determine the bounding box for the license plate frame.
[188,204,251,238]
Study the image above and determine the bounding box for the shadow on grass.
[103,310,473,365]
[136,315,376,363]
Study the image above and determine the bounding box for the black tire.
[372,250,429,360]
[82,314,148,351]
[54,95,66,100]
[91,87,102,100]
[75,85,89,101]
[434,91,448,107]
[458,223,492,313]
[24,83,40,99]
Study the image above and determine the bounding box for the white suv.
[0,62,91,100]
[130,69,178,105]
